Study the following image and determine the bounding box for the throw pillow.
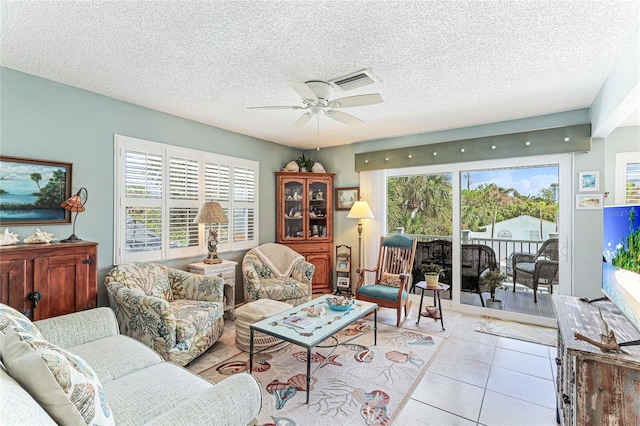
[3,327,114,425]
[380,272,403,288]
[0,303,43,358]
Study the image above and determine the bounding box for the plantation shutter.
[114,134,259,264]
[168,155,200,256]
[204,160,231,246]
[232,163,257,249]
[625,161,640,204]
[120,148,163,262]
[615,152,640,205]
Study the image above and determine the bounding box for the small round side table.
[415,281,450,331]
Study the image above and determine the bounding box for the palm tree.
[480,184,524,239]
[387,174,452,235]
[30,172,42,193]
[533,199,558,237]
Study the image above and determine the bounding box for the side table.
[415,281,450,331]
[188,259,238,320]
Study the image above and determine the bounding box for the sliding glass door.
[384,154,571,326]
[459,164,560,320]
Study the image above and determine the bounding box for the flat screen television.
[602,204,640,334]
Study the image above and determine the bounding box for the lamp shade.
[194,201,228,224]
[61,188,87,212]
[347,200,374,220]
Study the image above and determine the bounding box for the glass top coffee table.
[250,295,378,403]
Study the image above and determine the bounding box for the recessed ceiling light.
[433,152,437,156]
[525,141,531,146]
[491,145,496,150]
[385,157,389,161]
[564,137,570,142]
[408,154,412,159]
[460,148,465,153]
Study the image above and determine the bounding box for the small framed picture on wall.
[335,187,359,210]
[578,171,599,192]
[576,194,603,209]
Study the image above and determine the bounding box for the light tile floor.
[392,304,558,426]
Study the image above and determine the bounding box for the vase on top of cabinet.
[276,171,335,294]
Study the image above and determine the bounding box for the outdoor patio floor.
[460,287,556,319]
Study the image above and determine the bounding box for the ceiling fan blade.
[290,82,318,102]
[325,110,365,126]
[329,93,383,108]
[246,105,303,110]
[292,112,313,128]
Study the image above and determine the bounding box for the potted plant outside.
[421,262,444,289]
[481,269,507,309]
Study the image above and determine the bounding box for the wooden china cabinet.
[276,172,335,293]
[0,241,98,320]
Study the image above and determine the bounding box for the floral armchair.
[242,243,314,306]
[104,262,225,366]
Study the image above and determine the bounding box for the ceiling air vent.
[329,69,378,91]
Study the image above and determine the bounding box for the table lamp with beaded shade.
[194,201,229,264]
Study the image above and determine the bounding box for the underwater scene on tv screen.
[602,204,640,332]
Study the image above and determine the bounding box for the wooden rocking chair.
[355,234,417,326]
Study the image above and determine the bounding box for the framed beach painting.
[578,171,599,192]
[576,194,603,210]
[0,156,72,225]
[335,186,359,211]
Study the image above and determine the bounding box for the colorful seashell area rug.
[197,319,442,426]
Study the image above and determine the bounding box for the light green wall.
[0,67,301,306]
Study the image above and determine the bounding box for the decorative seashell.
[311,162,326,173]
[24,228,55,244]
[283,161,299,172]
[0,229,19,246]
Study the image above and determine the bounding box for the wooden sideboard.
[552,295,640,425]
[0,241,98,320]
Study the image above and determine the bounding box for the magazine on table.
[283,315,315,329]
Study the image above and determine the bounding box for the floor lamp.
[347,200,375,276]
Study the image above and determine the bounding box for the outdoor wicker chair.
[512,238,559,303]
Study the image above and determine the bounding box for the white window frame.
[114,134,259,264]
[615,151,640,204]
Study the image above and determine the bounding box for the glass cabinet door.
[308,179,329,239]
[283,179,305,240]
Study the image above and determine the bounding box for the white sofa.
[0,305,261,425]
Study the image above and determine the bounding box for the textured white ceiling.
[1,1,639,149]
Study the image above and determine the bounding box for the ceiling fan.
[246,80,383,128]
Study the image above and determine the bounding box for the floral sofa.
[242,243,314,306]
[104,262,225,366]
[0,304,261,425]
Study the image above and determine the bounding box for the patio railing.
[406,233,546,276]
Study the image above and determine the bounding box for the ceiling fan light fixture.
[248,79,380,128]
